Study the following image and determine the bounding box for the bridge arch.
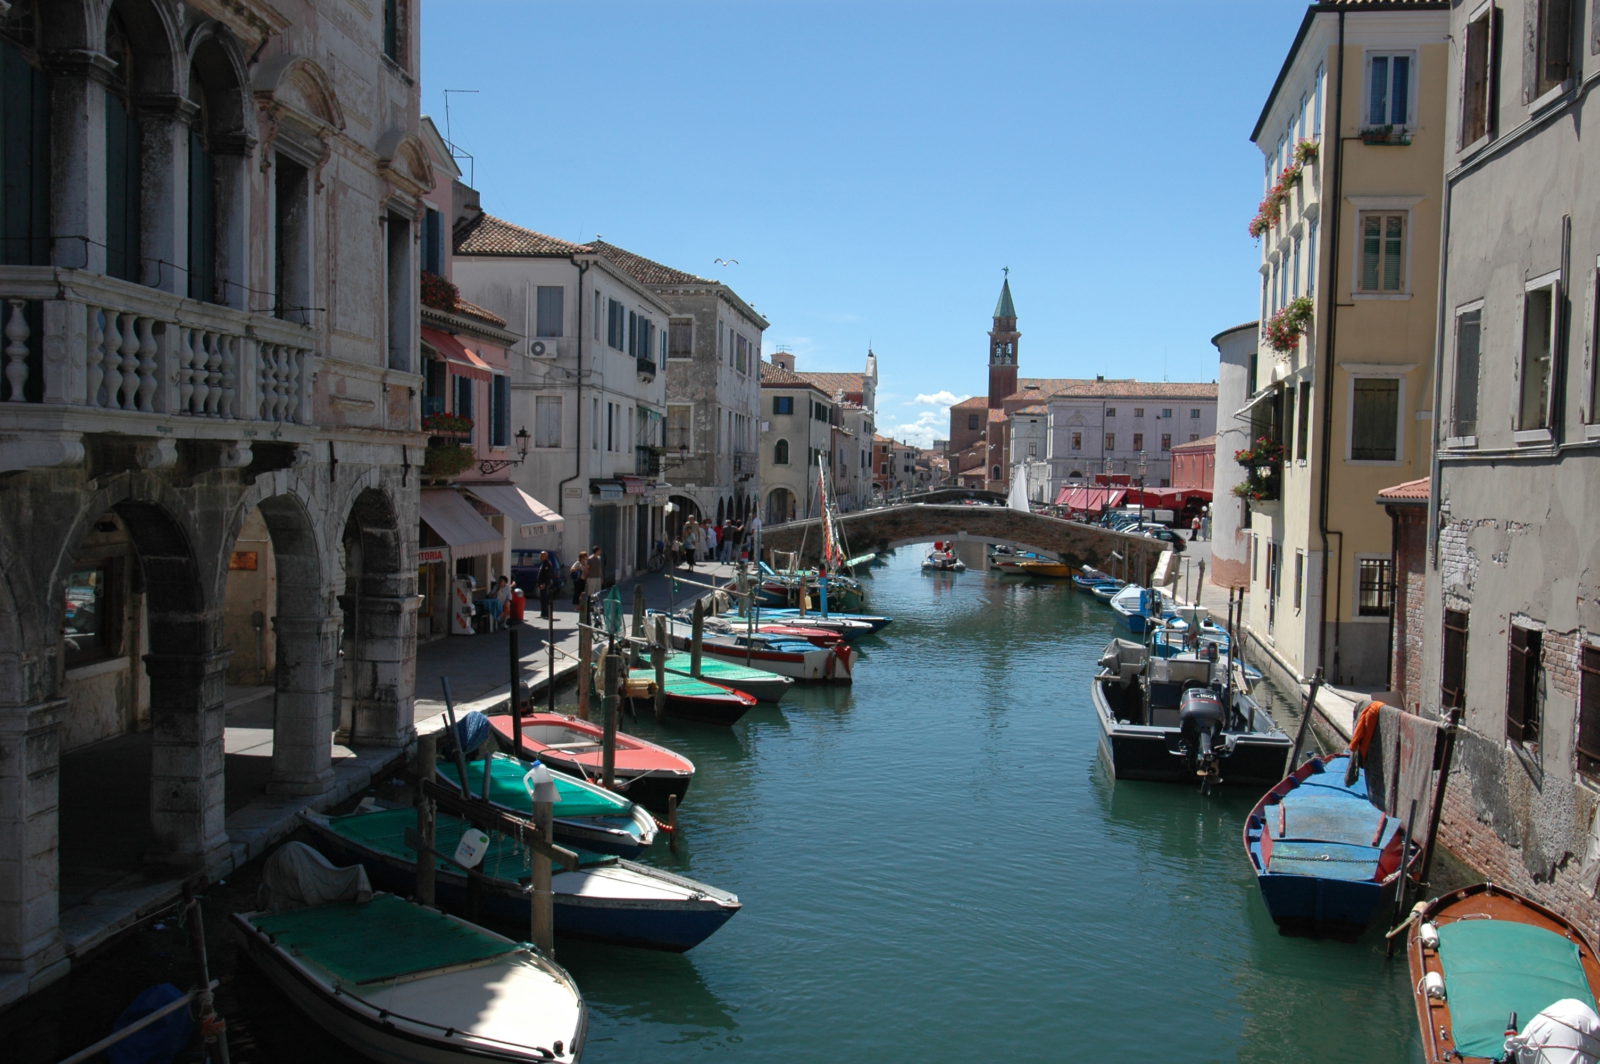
[761,503,1165,584]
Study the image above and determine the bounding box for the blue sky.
[421,1,1308,447]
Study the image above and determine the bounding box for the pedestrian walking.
[586,546,603,592]
[569,550,588,606]
[493,575,512,630]
[1190,515,1202,541]
[534,550,556,620]
[682,519,699,571]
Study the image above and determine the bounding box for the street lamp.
[1137,450,1149,526]
[477,427,531,475]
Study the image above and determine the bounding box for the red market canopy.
[1055,486,1127,512]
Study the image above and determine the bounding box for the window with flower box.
[1365,52,1414,129]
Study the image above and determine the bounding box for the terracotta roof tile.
[1170,435,1217,452]
[589,240,716,286]
[800,371,865,398]
[455,213,591,257]
[1377,476,1430,502]
[1003,378,1218,401]
[453,297,508,328]
[951,396,988,409]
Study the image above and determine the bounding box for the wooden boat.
[1243,753,1413,939]
[624,666,758,726]
[753,565,867,612]
[436,753,658,857]
[1072,566,1123,593]
[659,650,794,701]
[652,611,853,682]
[1090,637,1292,788]
[1408,882,1600,1063]
[232,842,586,1064]
[486,712,693,811]
[301,808,740,952]
[1014,559,1072,578]
[700,614,847,647]
[714,610,876,641]
[719,607,892,634]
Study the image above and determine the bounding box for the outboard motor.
[1179,688,1227,781]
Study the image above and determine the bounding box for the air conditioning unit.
[528,339,555,358]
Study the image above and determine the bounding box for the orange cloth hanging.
[1349,700,1384,758]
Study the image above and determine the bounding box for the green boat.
[626,666,758,726]
[436,753,658,857]
[658,650,794,702]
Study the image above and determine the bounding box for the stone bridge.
[761,503,1166,585]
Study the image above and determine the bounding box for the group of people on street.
[674,515,756,569]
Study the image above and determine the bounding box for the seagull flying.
[714,257,739,266]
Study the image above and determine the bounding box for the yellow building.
[1242,2,1449,688]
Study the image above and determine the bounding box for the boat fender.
[1422,970,1446,1001]
[1419,921,1439,951]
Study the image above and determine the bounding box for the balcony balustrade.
[1,267,314,427]
[636,356,656,381]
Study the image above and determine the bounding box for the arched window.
[187,64,218,301]
[991,465,1000,479]
[774,438,789,465]
[104,12,142,283]
[0,10,51,267]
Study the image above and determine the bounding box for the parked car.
[1142,527,1187,552]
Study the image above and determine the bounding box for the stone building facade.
[0,0,427,1002]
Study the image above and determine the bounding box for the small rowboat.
[661,651,794,702]
[487,711,693,811]
[718,608,891,635]
[1014,559,1072,578]
[1407,882,1600,1063]
[624,667,758,726]
[714,611,876,641]
[1244,753,1414,939]
[301,808,740,952]
[232,842,586,1064]
[436,753,658,857]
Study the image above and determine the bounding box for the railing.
[636,356,656,381]
[1,266,314,425]
[733,450,756,473]
[635,446,662,477]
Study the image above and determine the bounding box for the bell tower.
[988,271,1019,409]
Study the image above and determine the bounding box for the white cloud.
[877,409,947,449]
[911,390,967,407]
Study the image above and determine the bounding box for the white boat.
[650,610,853,682]
[232,842,587,1064]
[921,550,966,572]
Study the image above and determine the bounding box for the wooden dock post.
[599,650,618,792]
[653,615,668,721]
[508,627,525,758]
[415,731,438,906]
[690,598,705,677]
[577,593,592,720]
[666,793,680,855]
[632,584,646,641]
[529,764,557,956]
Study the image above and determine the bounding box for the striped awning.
[420,489,501,558]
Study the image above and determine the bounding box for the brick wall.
[1390,506,1427,713]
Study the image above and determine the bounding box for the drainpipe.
[1316,9,1347,681]
[556,255,590,515]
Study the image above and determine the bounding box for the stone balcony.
[1,267,316,470]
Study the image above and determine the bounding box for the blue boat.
[1244,753,1414,939]
[1107,584,1177,634]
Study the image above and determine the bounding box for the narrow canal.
[549,549,1422,1062]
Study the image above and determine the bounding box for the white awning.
[1232,384,1280,421]
[420,489,502,558]
[464,483,565,537]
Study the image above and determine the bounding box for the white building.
[452,214,671,583]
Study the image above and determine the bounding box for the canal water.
[545,550,1423,1063]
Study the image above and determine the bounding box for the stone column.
[43,51,113,274]
[134,95,198,296]
[0,696,67,982]
[337,592,418,748]
[267,614,340,796]
[142,650,231,872]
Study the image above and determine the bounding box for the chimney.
[772,351,796,372]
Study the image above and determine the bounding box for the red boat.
[488,711,694,812]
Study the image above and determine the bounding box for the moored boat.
[652,611,853,682]
[436,753,658,857]
[661,650,794,702]
[1407,882,1600,1063]
[232,842,586,1064]
[1107,584,1177,634]
[1090,636,1292,788]
[486,711,693,811]
[717,607,892,634]
[1244,753,1414,939]
[625,666,758,726]
[1014,559,1072,578]
[301,808,740,952]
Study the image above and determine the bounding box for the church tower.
[987,275,1019,409]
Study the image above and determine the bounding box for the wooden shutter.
[1441,609,1468,709]
[1577,645,1600,776]
[1506,625,1541,744]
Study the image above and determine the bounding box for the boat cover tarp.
[437,753,630,818]
[1265,840,1384,881]
[1505,998,1600,1063]
[258,840,372,912]
[1437,919,1598,1058]
[106,983,195,1064]
[248,892,517,986]
[322,808,606,879]
[631,667,738,699]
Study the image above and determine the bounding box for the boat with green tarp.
[301,808,740,951]
[660,651,794,702]
[1407,881,1600,1062]
[436,752,658,857]
[232,841,586,1063]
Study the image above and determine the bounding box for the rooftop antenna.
[442,89,479,186]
